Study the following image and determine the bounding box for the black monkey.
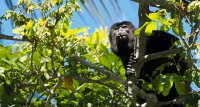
[109,21,136,77]
[109,21,188,105]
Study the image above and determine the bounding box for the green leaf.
[87,103,92,107]
[161,25,170,31]
[162,19,173,27]
[42,49,52,57]
[147,13,160,21]
[1,58,19,70]
[142,82,153,91]
[27,28,34,39]
[0,46,12,59]
[52,0,59,4]
[152,74,174,95]
[78,0,85,4]
[175,81,186,95]
[108,88,114,97]
[0,83,4,99]
[100,43,109,54]
[33,51,41,68]
[72,27,89,35]
[145,22,157,36]
[0,67,5,78]
[13,27,25,35]
[134,22,149,37]
[98,27,108,45]
[5,79,11,85]
[157,82,163,94]
[0,47,6,58]
[84,54,96,64]
[187,1,200,12]
[26,20,34,28]
[99,54,111,70]
[25,20,35,39]
[5,46,12,55]
[93,32,100,44]
[168,0,176,4]
[44,71,50,80]
[174,75,187,95]
[172,27,180,36]
[162,75,173,96]
[19,56,27,62]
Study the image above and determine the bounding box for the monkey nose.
[118,33,125,36]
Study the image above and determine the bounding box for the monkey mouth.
[116,35,128,40]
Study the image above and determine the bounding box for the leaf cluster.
[0,0,130,106]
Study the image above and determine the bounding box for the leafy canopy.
[0,0,126,106]
[0,0,199,106]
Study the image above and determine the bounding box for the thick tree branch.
[125,1,154,106]
[142,47,184,62]
[128,1,188,106]
[132,0,174,11]
[0,34,29,41]
[132,0,150,79]
[129,82,157,107]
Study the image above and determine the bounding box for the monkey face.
[109,21,135,46]
[109,21,136,55]
[111,23,130,45]
[115,24,130,43]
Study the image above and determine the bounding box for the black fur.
[109,21,187,105]
[109,21,136,75]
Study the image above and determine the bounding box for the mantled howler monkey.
[109,21,188,106]
[109,21,136,71]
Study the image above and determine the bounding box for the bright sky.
[0,0,199,91]
[0,0,139,44]
[71,0,139,32]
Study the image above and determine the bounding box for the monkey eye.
[121,25,127,28]
[114,26,118,30]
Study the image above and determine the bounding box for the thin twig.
[26,87,36,106]
[45,74,62,107]
[75,76,134,100]
[178,15,200,72]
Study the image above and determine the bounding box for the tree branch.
[125,1,153,106]
[71,55,124,83]
[26,87,36,106]
[74,76,135,100]
[75,77,111,83]
[141,47,184,62]
[128,81,157,106]
[69,58,160,106]
[132,0,174,11]
[0,34,29,41]
[45,74,62,107]
[73,75,135,102]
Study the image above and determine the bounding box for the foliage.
[0,0,199,106]
[0,0,126,106]
[135,0,200,106]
